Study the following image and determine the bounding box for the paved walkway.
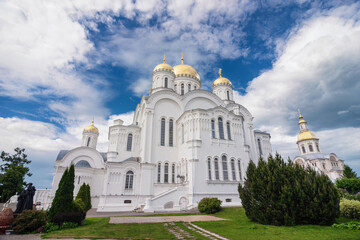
[110,215,227,224]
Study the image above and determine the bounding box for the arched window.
[211,120,216,138]
[172,163,175,183]
[174,84,177,92]
[214,158,219,180]
[238,160,242,180]
[227,122,231,140]
[301,145,306,154]
[257,138,263,156]
[161,118,165,146]
[181,84,184,95]
[125,171,134,189]
[309,144,314,152]
[164,77,168,88]
[157,163,161,183]
[169,119,173,147]
[231,159,236,180]
[218,117,224,139]
[207,158,212,180]
[188,84,191,92]
[127,133,133,151]
[222,155,228,180]
[227,91,230,100]
[316,143,320,152]
[194,86,197,90]
[164,163,169,183]
[87,137,90,147]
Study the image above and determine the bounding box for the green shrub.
[42,222,60,233]
[52,212,84,225]
[13,210,47,234]
[336,178,360,194]
[198,197,222,214]
[75,183,92,212]
[74,198,86,213]
[239,154,340,226]
[332,222,360,230]
[340,199,360,219]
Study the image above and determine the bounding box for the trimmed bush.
[198,197,222,214]
[75,183,92,212]
[52,212,84,225]
[13,210,47,234]
[340,199,360,220]
[239,154,340,226]
[336,178,360,194]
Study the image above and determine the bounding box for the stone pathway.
[163,222,229,240]
[109,215,227,224]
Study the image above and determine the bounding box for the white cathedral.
[49,55,272,212]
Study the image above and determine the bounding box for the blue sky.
[0,0,359,188]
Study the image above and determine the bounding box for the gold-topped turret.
[153,54,174,72]
[296,111,318,143]
[84,119,99,133]
[173,52,200,81]
[212,68,232,88]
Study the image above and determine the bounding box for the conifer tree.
[75,183,92,212]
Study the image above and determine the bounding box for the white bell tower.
[81,119,99,149]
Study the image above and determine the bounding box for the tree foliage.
[0,148,32,202]
[336,178,360,194]
[75,183,92,212]
[48,165,76,220]
[238,153,340,226]
[342,165,358,179]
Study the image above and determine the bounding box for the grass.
[42,208,360,239]
[194,207,360,240]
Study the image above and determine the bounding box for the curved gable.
[56,146,105,169]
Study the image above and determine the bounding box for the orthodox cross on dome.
[163,54,166,63]
[219,68,222,77]
[181,52,184,64]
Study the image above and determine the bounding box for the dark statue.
[14,183,36,214]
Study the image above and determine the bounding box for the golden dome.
[153,54,174,72]
[173,53,200,81]
[212,68,232,87]
[297,130,318,143]
[84,120,98,133]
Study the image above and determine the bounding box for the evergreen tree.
[342,164,357,178]
[75,183,92,212]
[239,153,340,226]
[0,148,32,202]
[48,165,76,220]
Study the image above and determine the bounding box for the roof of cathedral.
[56,150,107,162]
[84,119,99,133]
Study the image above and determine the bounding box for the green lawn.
[194,207,360,240]
[42,208,360,239]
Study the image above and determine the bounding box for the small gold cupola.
[296,110,318,143]
[173,52,200,81]
[212,68,232,88]
[153,54,174,72]
[84,119,99,133]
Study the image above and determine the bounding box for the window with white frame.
[87,137,90,147]
[157,163,161,183]
[211,120,216,138]
[301,145,306,154]
[309,144,314,152]
[169,119,173,147]
[222,155,228,180]
[231,159,236,180]
[161,118,165,146]
[125,171,134,189]
[188,84,191,92]
[172,163,175,183]
[227,91,230,100]
[181,84,184,95]
[207,157,212,180]
[238,160,242,180]
[227,122,231,140]
[214,158,219,180]
[218,117,224,139]
[164,163,169,183]
[257,138,263,156]
[126,133,133,151]
[164,77,168,88]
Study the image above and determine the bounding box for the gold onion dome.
[173,53,200,81]
[212,68,232,87]
[297,112,318,142]
[153,54,174,72]
[84,119,99,133]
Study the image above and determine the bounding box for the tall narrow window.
[257,138,263,156]
[86,137,90,147]
[214,158,219,180]
[237,160,242,180]
[161,118,165,146]
[231,159,236,180]
[169,119,173,147]
[302,145,306,154]
[164,163,169,183]
[164,77,168,88]
[194,86,197,90]
[207,158,212,180]
[188,84,191,92]
[218,117,224,139]
[222,155,228,180]
[211,120,216,138]
[227,122,231,140]
[127,133,133,151]
[182,124,184,143]
[125,171,134,189]
[316,143,320,152]
[174,84,177,92]
[157,163,161,183]
[181,84,184,95]
[172,163,175,183]
[309,144,314,152]
[227,91,230,100]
